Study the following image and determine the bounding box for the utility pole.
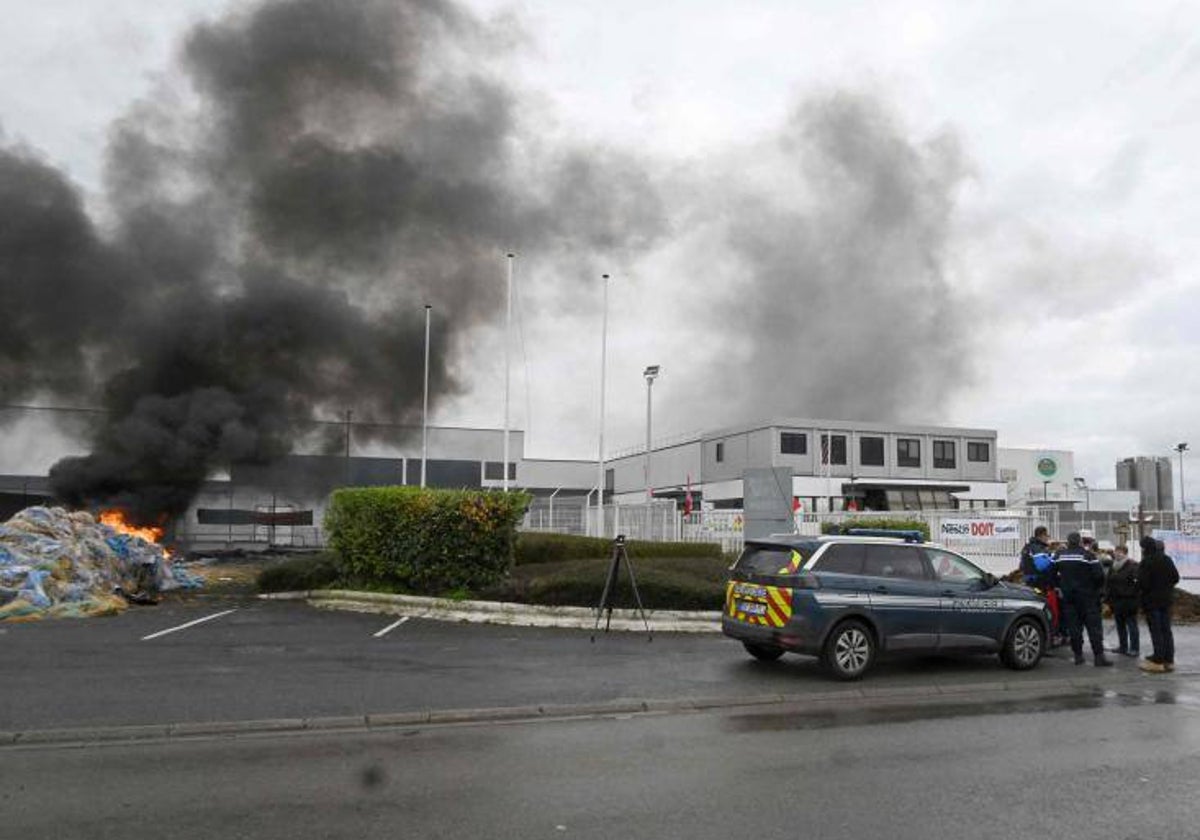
[344,409,352,487]
[421,305,431,488]
[1177,442,1189,518]
[503,253,514,492]
[596,273,610,536]
[643,365,660,538]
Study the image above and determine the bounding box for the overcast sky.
[1,0,1197,497]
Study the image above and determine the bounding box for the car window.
[863,545,928,580]
[925,548,984,583]
[813,543,864,574]
[731,544,814,576]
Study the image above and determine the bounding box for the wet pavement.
[6,678,1200,839]
[3,596,1198,732]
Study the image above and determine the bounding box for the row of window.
[740,543,982,583]
[773,432,990,468]
[813,543,981,583]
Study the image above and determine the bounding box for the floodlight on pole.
[1073,476,1089,512]
[1177,442,1189,516]
[644,365,660,534]
[421,305,431,488]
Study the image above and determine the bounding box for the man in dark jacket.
[1139,535,1180,673]
[1053,531,1113,666]
[1104,545,1139,656]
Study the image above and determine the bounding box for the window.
[813,543,865,575]
[897,438,921,467]
[780,432,807,455]
[820,434,847,466]
[863,545,928,580]
[968,441,991,463]
[933,440,956,469]
[715,442,725,463]
[860,436,885,466]
[924,548,983,583]
[731,543,819,576]
[484,462,517,480]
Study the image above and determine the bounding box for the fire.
[99,510,167,552]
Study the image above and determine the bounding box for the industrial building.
[605,418,1009,513]
[1116,456,1175,512]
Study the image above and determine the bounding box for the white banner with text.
[939,519,1022,541]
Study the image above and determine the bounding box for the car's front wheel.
[1001,617,1045,670]
[742,641,785,662]
[822,620,875,680]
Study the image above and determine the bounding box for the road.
[6,679,1200,839]
[6,595,1194,732]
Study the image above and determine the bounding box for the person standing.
[1139,535,1180,673]
[1105,545,1139,657]
[1054,532,1113,667]
[1020,526,1063,643]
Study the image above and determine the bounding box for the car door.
[925,547,1007,650]
[862,544,940,651]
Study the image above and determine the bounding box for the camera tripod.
[591,534,652,642]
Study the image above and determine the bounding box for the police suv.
[722,530,1050,680]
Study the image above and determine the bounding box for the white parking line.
[373,616,410,638]
[141,609,238,641]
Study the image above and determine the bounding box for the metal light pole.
[644,365,660,537]
[503,253,514,492]
[596,274,610,536]
[1074,477,1090,511]
[1177,442,1189,517]
[421,304,431,488]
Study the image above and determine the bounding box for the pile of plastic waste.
[0,506,203,622]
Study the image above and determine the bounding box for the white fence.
[522,498,683,543]
[527,502,1186,572]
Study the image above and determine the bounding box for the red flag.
[684,473,694,516]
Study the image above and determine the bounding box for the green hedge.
[820,517,931,540]
[515,532,722,565]
[325,487,531,594]
[482,555,729,610]
[256,553,340,593]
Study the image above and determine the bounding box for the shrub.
[256,553,340,593]
[515,532,722,566]
[325,487,531,594]
[820,517,931,540]
[482,554,728,610]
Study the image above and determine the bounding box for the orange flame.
[99,510,167,552]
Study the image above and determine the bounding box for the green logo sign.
[1037,457,1058,478]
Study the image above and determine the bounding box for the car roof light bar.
[845,528,926,543]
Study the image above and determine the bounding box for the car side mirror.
[981,573,998,589]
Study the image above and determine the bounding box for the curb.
[258,589,723,633]
[5,672,1185,750]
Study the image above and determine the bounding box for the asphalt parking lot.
[3,596,1196,734]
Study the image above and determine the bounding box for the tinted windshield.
[732,543,818,576]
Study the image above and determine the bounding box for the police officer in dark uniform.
[1053,531,1113,666]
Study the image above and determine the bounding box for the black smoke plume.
[683,91,970,425]
[0,0,664,523]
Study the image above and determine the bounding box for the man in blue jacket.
[1053,531,1113,667]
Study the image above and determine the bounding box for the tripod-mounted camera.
[591,534,652,642]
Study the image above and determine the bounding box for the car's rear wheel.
[742,641,785,662]
[1001,617,1045,670]
[822,620,875,680]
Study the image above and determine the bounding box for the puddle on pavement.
[725,687,1200,733]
